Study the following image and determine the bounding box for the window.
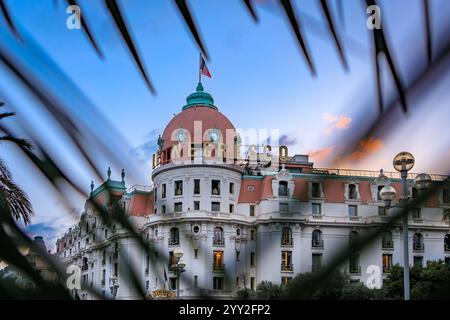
[211,202,220,212]
[413,256,423,267]
[281,277,291,285]
[161,205,166,214]
[162,184,166,198]
[249,205,255,217]
[101,269,105,285]
[278,181,288,196]
[383,254,393,273]
[250,229,255,240]
[194,275,198,287]
[213,227,224,246]
[281,251,292,271]
[236,228,241,236]
[194,249,198,258]
[113,262,118,277]
[349,184,358,199]
[349,231,359,248]
[412,208,421,219]
[382,231,393,249]
[174,202,182,212]
[213,277,224,290]
[377,185,384,201]
[312,182,321,198]
[236,251,240,261]
[169,227,179,245]
[213,251,224,271]
[312,253,322,271]
[174,180,183,196]
[250,277,255,291]
[413,233,424,251]
[194,179,200,195]
[170,278,177,290]
[250,252,256,267]
[445,234,450,252]
[348,205,358,217]
[312,203,321,215]
[443,188,450,203]
[247,185,255,192]
[312,229,323,248]
[154,188,157,201]
[236,277,239,286]
[281,227,292,246]
[102,250,106,266]
[411,187,418,199]
[229,204,234,213]
[378,206,386,216]
[229,182,234,194]
[279,202,289,213]
[349,254,360,273]
[192,225,200,234]
[194,201,200,211]
[212,180,220,195]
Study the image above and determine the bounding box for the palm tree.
[0,102,33,225]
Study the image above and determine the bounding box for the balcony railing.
[168,239,180,246]
[281,263,293,272]
[81,265,88,271]
[382,241,394,250]
[413,243,425,252]
[213,238,225,246]
[212,264,225,272]
[383,266,392,274]
[281,238,293,246]
[312,240,324,249]
[349,266,361,274]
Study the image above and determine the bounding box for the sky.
[0,0,449,251]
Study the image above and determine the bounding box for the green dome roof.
[183,82,217,110]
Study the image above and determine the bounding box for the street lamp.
[109,276,119,299]
[379,152,431,300]
[173,248,186,299]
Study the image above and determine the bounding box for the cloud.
[279,134,297,147]
[343,137,384,162]
[130,129,160,163]
[309,146,334,162]
[25,222,59,250]
[323,113,352,135]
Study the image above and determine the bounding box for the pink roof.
[238,176,273,203]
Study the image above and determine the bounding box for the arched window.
[312,230,323,248]
[413,233,423,251]
[213,227,224,246]
[382,231,393,249]
[444,234,450,252]
[169,227,179,245]
[281,227,292,245]
[349,231,359,248]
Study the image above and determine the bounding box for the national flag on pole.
[200,55,212,78]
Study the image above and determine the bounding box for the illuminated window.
[213,251,224,271]
[281,227,292,246]
[281,251,292,271]
[382,254,393,273]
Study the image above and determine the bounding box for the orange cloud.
[309,146,334,162]
[323,113,352,134]
[345,137,384,162]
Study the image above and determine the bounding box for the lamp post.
[173,248,186,300]
[379,152,431,301]
[109,276,119,299]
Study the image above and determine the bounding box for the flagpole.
[199,52,202,84]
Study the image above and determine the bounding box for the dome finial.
[196,82,204,92]
[107,166,111,180]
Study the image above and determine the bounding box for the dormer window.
[278,181,288,197]
[312,183,321,198]
[377,185,384,201]
[349,184,357,200]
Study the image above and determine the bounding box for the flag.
[200,55,212,78]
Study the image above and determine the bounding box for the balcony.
[383,266,392,274]
[281,239,293,246]
[213,238,225,246]
[312,240,324,249]
[349,266,361,275]
[212,264,225,272]
[81,265,89,272]
[281,263,293,272]
[413,243,425,252]
[168,239,180,246]
[382,241,394,250]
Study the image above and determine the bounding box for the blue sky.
[0,0,449,250]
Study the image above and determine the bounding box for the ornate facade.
[56,84,450,299]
